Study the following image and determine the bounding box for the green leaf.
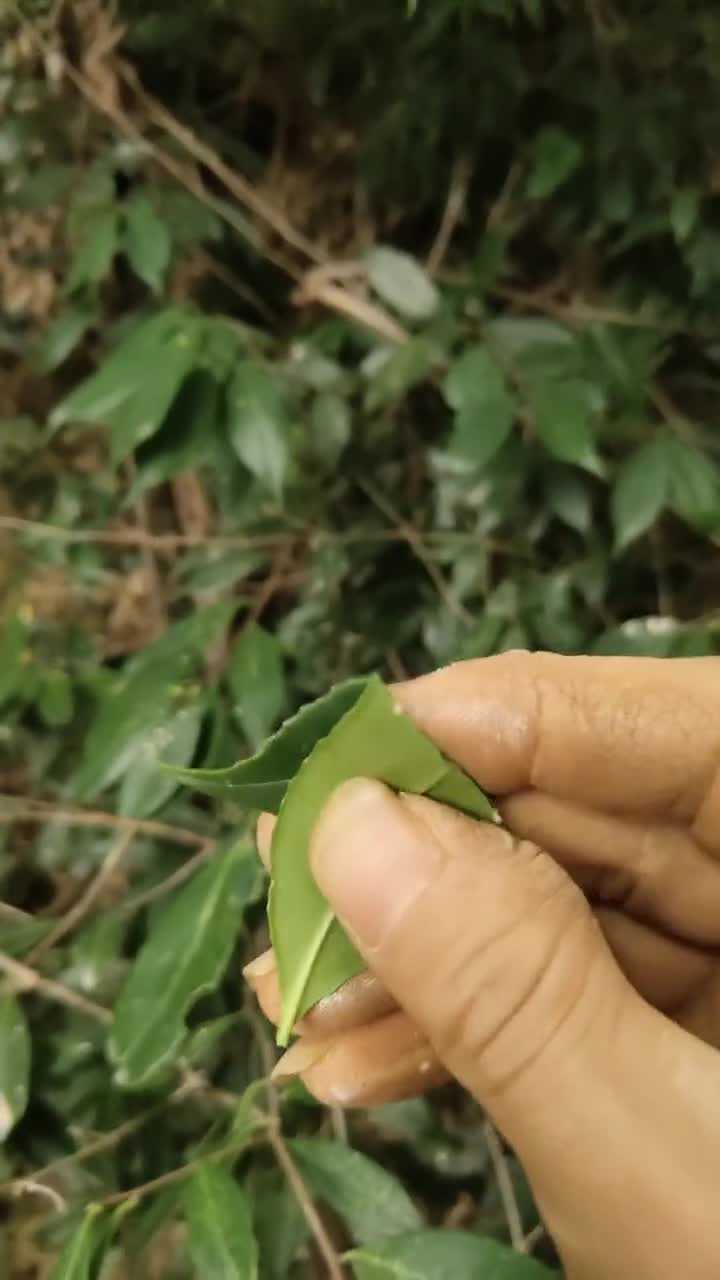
[123,194,171,292]
[268,677,494,1042]
[347,1231,555,1280]
[73,605,231,799]
[49,308,200,462]
[289,1139,423,1245]
[183,1164,259,1280]
[35,304,95,371]
[36,668,74,727]
[48,1210,106,1280]
[229,625,288,750]
[118,701,205,818]
[310,391,352,464]
[67,205,119,291]
[228,362,289,498]
[666,438,720,532]
[168,677,370,809]
[443,347,515,467]
[0,995,31,1140]
[611,439,670,549]
[530,380,601,472]
[129,370,221,498]
[365,247,439,321]
[0,611,30,707]
[109,840,253,1089]
[526,126,582,200]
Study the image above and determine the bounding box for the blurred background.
[1,1,720,1275]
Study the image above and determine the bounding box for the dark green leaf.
[228,624,288,750]
[667,438,720,532]
[183,1164,259,1280]
[123,194,171,292]
[290,1139,423,1245]
[109,839,253,1089]
[229,362,289,498]
[67,206,119,291]
[611,439,670,549]
[35,305,95,371]
[444,347,516,468]
[347,1231,555,1279]
[0,611,30,707]
[0,995,31,1140]
[47,1210,106,1280]
[526,126,582,200]
[36,669,74,727]
[251,1176,308,1280]
[118,701,205,818]
[310,391,352,463]
[365,247,439,321]
[530,381,601,472]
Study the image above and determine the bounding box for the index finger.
[394,653,720,833]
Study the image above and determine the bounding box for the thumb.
[311,779,720,1278]
[310,783,638,1165]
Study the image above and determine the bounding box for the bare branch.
[0,951,111,1024]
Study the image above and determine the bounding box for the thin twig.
[118,846,215,917]
[426,154,472,276]
[0,951,111,1024]
[26,829,136,965]
[253,1017,345,1280]
[483,1118,526,1253]
[0,798,213,850]
[360,481,472,624]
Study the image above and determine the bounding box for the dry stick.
[253,1017,346,1280]
[426,154,472,276]
[118,845,215,916]
[0,798,212,850]
[360,480,473,624]
[483,1118,526,1254]
[0,951,111,1024]
[25,828,136,966]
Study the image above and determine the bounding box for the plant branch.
[0,951,111,1024]
[0,797,213,850]
[483,1118,526,1253]
[25,829,136,965]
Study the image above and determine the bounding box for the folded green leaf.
[0,994,31,1140]
[269,677,493,1042]
[47,1210,107,1280]
[168,676,369,810]
[183,1164,259,1280]
[109,839,254,1090]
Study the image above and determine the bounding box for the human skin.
[244,652,720,1279]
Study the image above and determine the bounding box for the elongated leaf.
[48,1210,106,1280]
[530,380,600,472]
[229,624,288,750]
[118,700,205,818]
[184,1164,258,1280]
[611,438,670,550]
[67,205,119,291]
[49,308,199,461]
[444,346,516,468]
[250,1174,308,1280]
[289,1138,423,1245]
[229,362,289,497]
[168,677,369,809]
[109,840,252,1089]
[123,194,171,292]
[0,994,31,1140]
[365,247,439,320]
[269,677,494,1042]
[667,437,720,532]
[526,126,582,200]
[347,1231,555,1280]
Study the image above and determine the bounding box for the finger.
[256,812,275,872]
[595,908,714,1013]
[394,653,720,845]
[244,948,397,1036]
[273,1010,449,1107]
[309,777,720,1280]
[501,791,720,945]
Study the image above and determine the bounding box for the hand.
[245,652,720,1279]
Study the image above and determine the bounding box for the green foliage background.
[2,0,720,1275]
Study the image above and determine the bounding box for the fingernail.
[311,778,443,951]
[272,1039,328,1082]
[242,950,275,985]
